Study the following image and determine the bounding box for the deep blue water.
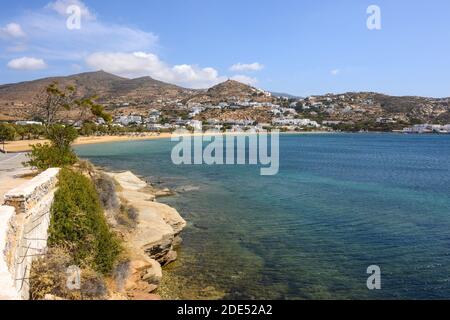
[75,133,450,299]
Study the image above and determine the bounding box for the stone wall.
[0,206,19,300]
[0,168,59,300]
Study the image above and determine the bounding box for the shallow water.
[76,133,450,299]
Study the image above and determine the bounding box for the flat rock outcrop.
[107,171,186,297]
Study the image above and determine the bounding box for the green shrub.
[46,125,78,150]
[48,168,122,274]
[25,125,79,170]
[0,123,16,142]
[26,143,77,170]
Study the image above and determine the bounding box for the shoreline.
[0,153,187,300]
[8,130,445,153]
[2,131,334,153]
[1,133,173,153]
[103,169,186,300]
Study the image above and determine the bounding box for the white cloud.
[85,52,227,89]
[6,10,158,63]
[230,62,264,72]
[231,75,258,86]
[46,0,96,20]
[0,23,26,39]
[7,57,47,70]
[330,69,340,76]
[1,1,251,90]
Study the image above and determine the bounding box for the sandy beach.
[1,133,174,153]
[1,131,332,153]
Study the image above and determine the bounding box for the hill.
[0,71,195,120]
[0,71,448,124]
[185,80,275,105]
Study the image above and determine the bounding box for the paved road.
[0,153,31,203]
[0,153,26,164]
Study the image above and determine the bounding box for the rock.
[172,235,183,248]
[154,202,187,235]
[147,284,159,293]
[155,188,175,197]
[129,292,161,300]
[160,250,177,266]
[124,258,151,291]
[108,171,148,191]
[44,294,64,300]
[108,293,129,300]
[141,259,162,286]
[130,259,151,272]
[107,170,187,298]
[124,256,163,294]
[143,234,174,263]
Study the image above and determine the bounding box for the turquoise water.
[76,134,450,299]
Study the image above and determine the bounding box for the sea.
[75,133,450,299]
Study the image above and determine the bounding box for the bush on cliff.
[25,125,79,170]
[93,173,120,211]
[93,172,139,229]
[48,168,122,274]
[26,143,78,170]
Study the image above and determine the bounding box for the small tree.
[14,125,27,140]
[25,83,111,169]
[0,123,16,152]
[26,126,79,170]
[31,82,111,129]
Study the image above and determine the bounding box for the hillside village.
[1,71,450,134]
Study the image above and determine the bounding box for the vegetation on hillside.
[25,126,79,170]
[25,83,129,300]
[48,168,122,274]
[0,123,16,151]
[30,167,124,300]
[23,83,111,170]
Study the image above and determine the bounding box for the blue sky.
[0,0,449,97]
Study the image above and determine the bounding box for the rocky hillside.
[0,71,448,124]
[186,80,274,105]
[0,71,195,120]
[298,92,450,124]
[370,93,450,122]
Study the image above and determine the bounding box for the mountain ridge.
[0,71,449,123]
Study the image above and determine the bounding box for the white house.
[15,121,42,126]
[187,120,203,130]
[272,118,320,127]
[115,115,142,126]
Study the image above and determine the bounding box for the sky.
[0,0,449,97]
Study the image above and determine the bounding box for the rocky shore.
[104,170,186,300]
[0,151,186,300]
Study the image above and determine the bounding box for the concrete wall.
[0,168,59,300]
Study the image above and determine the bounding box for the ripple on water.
[76,134,450,299]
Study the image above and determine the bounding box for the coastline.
[2,133,173,153]
[2,131,333,153]
[0,150,187,300]
[89,168,187,300]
